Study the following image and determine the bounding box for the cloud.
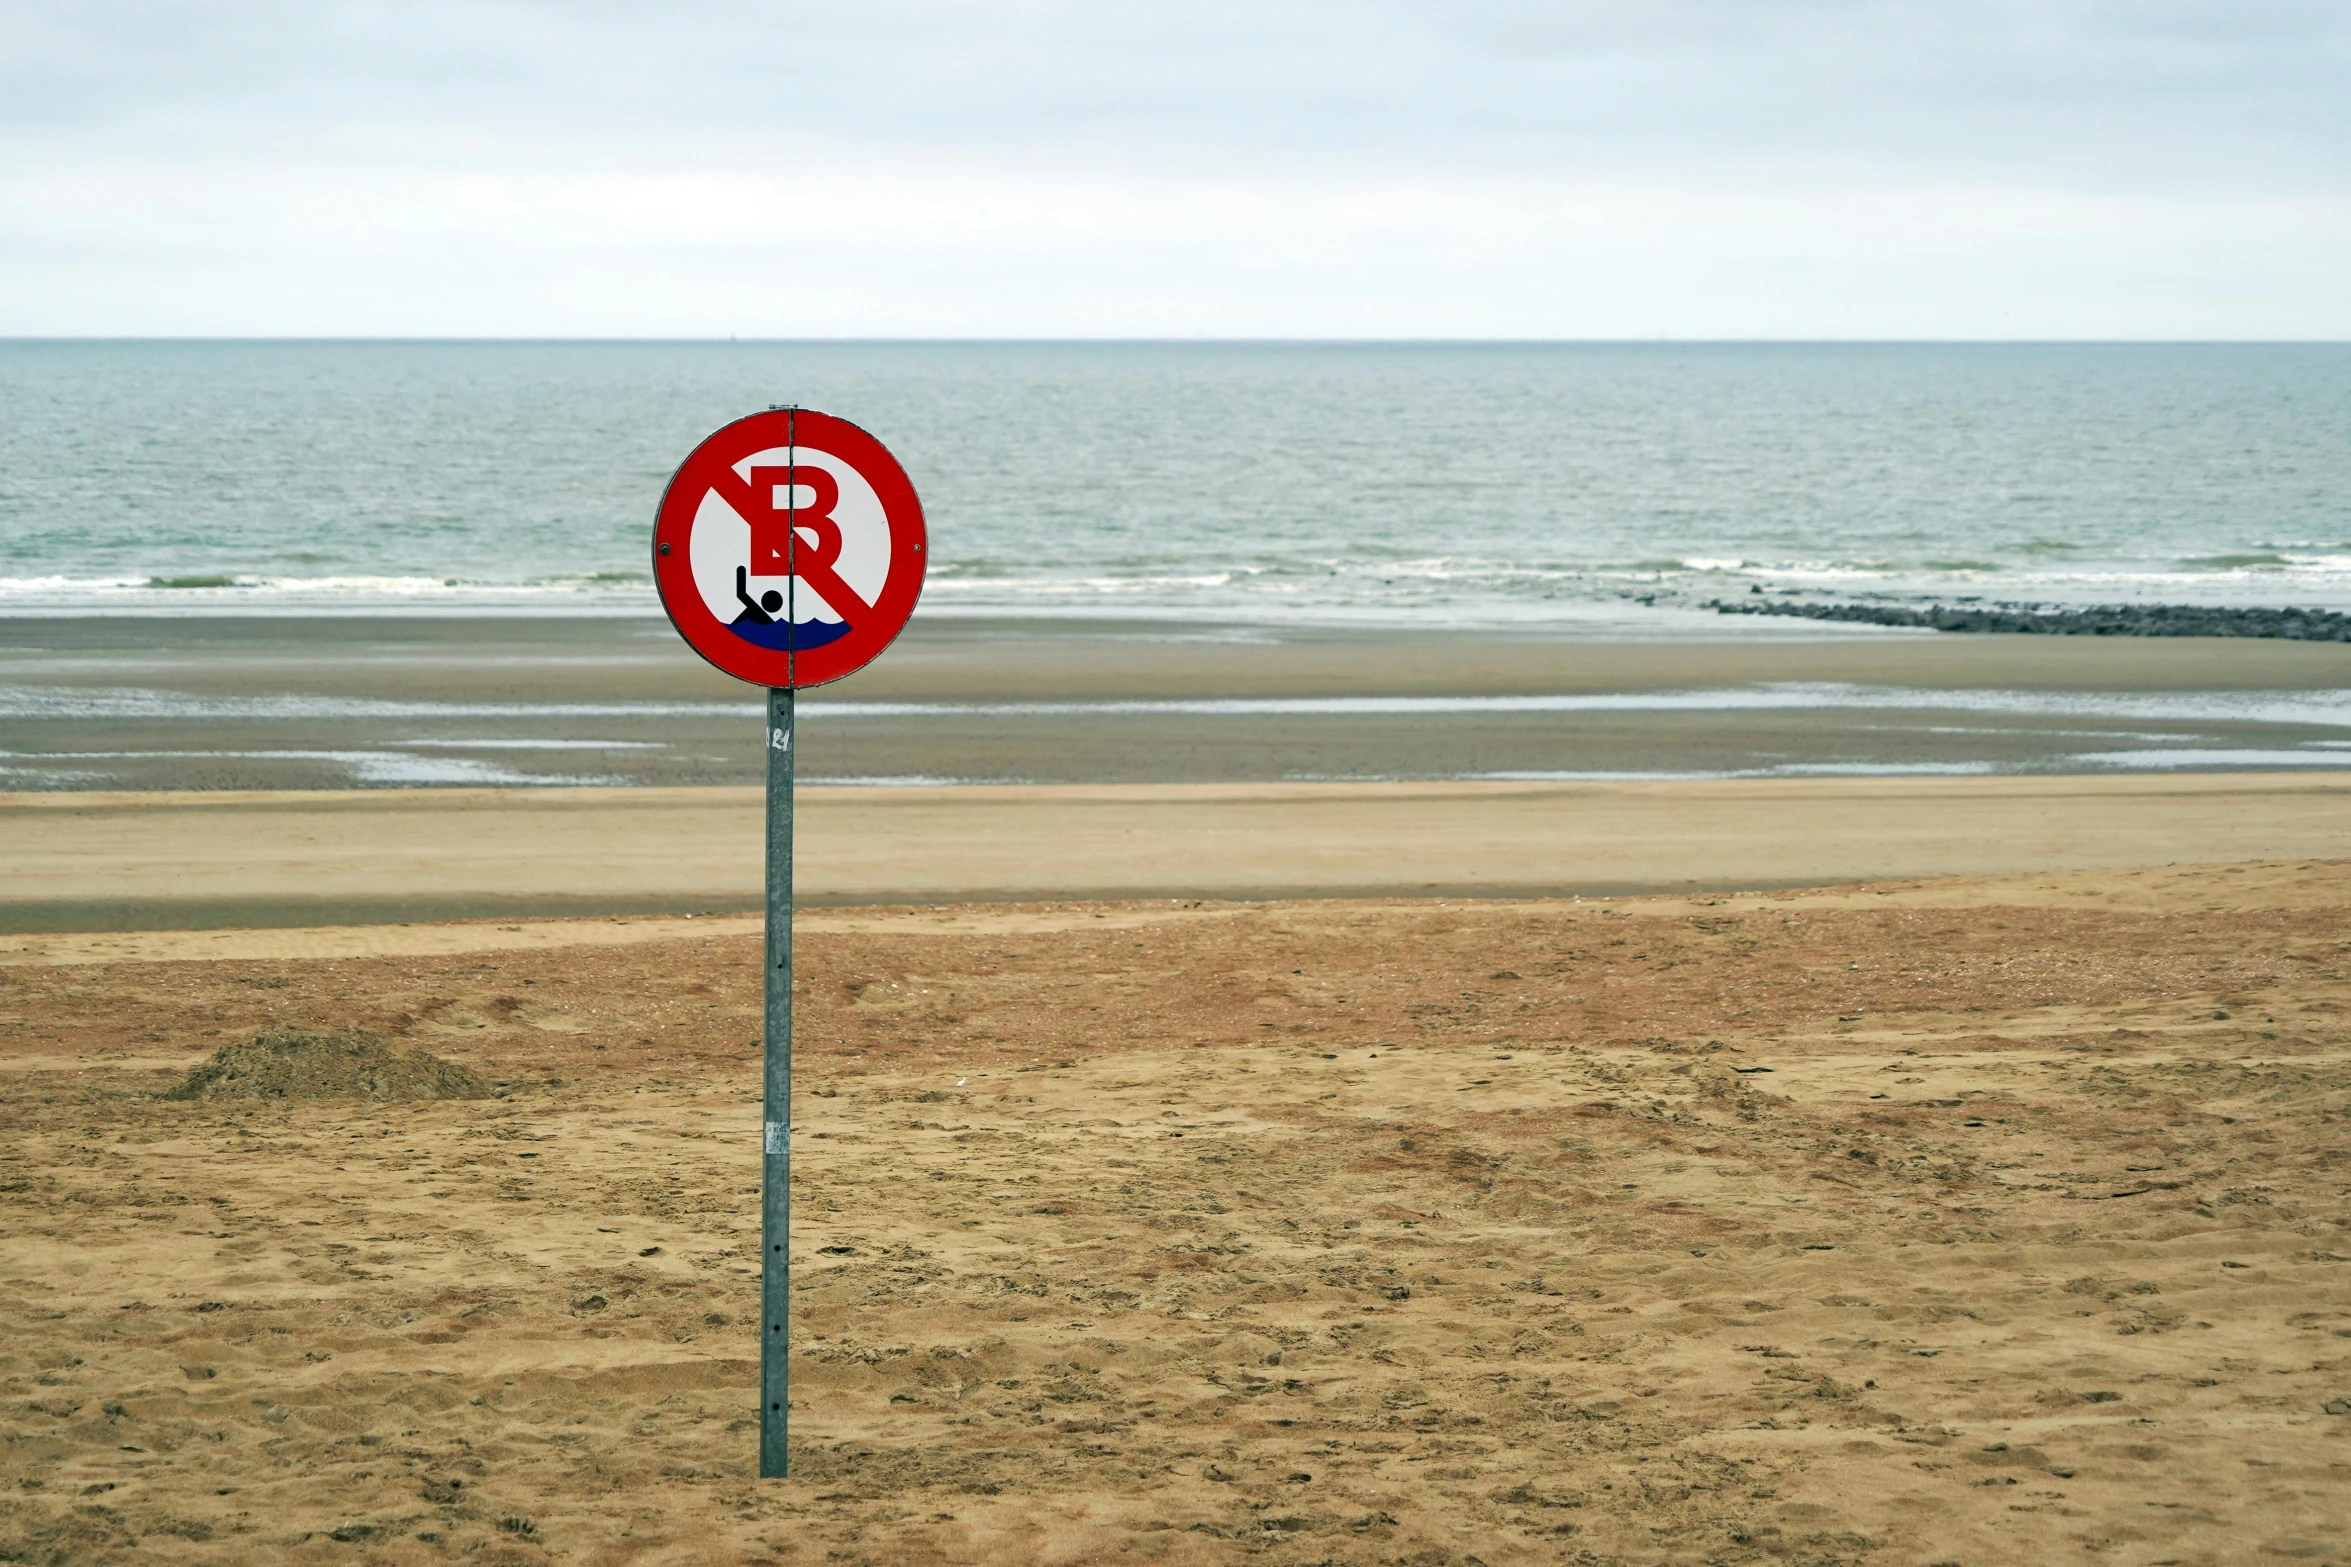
[2,0,2347,335]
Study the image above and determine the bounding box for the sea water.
[3,340,2348,625]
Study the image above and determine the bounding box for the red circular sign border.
[652,409,927,689]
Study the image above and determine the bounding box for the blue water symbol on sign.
[728,565,852,650]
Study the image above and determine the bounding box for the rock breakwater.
[1708,599,2351,639]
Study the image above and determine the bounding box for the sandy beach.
[9,611,2351,929]
[6,616,2351,1563]
[11,770,2351,934]
[2,859,2346,1565]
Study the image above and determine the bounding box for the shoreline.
[15,594,2351,634]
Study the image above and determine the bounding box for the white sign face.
[686,446,894,653]
[654,409,927,689]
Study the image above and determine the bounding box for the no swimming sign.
[653,406,927,1479]
[653,406,927,687]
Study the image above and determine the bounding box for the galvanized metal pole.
[760,683,793,1477]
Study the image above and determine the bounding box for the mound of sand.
[166,1027,489,1102]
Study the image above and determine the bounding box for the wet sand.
[12,771,2351,932]
[7,615,2351,790]
[2,861,2346,1565]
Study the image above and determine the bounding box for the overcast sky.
[4,0,2348,337]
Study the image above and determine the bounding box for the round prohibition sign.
[652,408,927,688]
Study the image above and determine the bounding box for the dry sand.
[14,772,2351,933]
[3,861,2347,1565]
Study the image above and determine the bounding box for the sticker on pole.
[652,407,926,689]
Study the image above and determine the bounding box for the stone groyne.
[1706,599,2351,640]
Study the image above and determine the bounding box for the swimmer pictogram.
[652,408,926,688]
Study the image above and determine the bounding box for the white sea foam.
[12,681,2351,729]
[1789,762,2004,775]
[0,686,760,721]
[390,738,668,750]
[1475,761,2002,781]
[2070,749,2351,770]
[0,574,664,616]
[1,748,618,785]
[1466,770,1727,782]
[0,763,109,783]
[803,686,2351,728]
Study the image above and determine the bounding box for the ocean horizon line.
[6,335,2351,348]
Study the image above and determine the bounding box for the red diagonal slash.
[707,464,873,623]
